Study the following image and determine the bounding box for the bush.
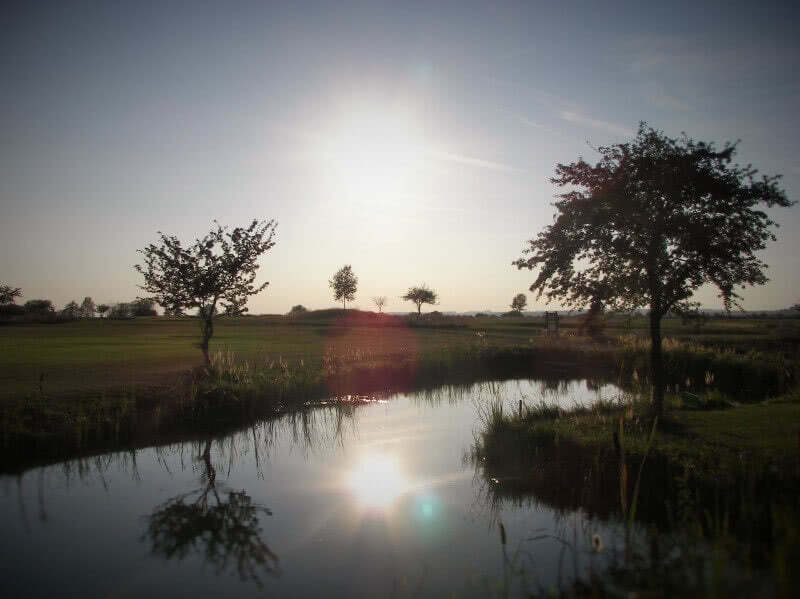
[288,305,308,316]
[0,303,25,318]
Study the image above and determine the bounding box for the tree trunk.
[417,303,421,315]
[649,311,664,416]
[200,315,213,366]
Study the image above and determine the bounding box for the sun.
[345,454,409,509]
[320,108,426,202]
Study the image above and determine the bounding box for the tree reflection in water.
[143,440,280,587]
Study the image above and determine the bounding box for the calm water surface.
[2,379,632,597]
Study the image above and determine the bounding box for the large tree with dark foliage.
[136,220,277,364]
[514,123,791,415]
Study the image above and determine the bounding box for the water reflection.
[13,377,774,597]
[143,440,280,587]
[346,454,409,509]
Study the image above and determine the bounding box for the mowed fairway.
[2,312,797,400]
[0,315,537,399]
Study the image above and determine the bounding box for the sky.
[1,0,799,313]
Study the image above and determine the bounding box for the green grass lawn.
[1,311,798,399]
[0,314,534,398]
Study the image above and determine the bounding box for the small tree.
[402,285,438,315]
[510,293,527,314]
[97,304,110,318]
[288,304,307,316]
[80,297,96,318]
[136,219,277,364]
[329,265,357,309]
[514,123,791,415]
[0,285,22,304]
[372,296,387,313]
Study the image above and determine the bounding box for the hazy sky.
[2,0,798,313]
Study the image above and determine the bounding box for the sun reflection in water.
[346,454,409,509]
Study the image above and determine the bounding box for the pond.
[0,378,786,597]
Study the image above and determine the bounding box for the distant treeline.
[0,296,157,323]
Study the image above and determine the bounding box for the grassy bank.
[470,391,800,597]
[1,310,799,471]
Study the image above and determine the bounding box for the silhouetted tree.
[372,296,387,313]
[80,297,96,318]
[61,300,81,319]
[136,220,277,364]
[514,123,792,415]
[0,285,22,304]
[144,441,279,588]
[329,265,357,309]
[510,293,527,313]
[793,302,800,313]
[403,285,438,315]
[97,304,110,318]
[24,299,54,314]
[288,304,307,315]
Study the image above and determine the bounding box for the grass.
[470,388,800,597]
[1,309,799,471]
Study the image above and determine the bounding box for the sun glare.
[346,454,409,509]
[321,109,426,202]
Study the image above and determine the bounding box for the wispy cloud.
[516,116,566,138]
[427,149,513,172]
[559,111,634,137]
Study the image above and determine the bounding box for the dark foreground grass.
[470,390,800,597]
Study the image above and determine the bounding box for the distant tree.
[97,304,110,318]
[514,123,792,415]
[136,219,277,364]
[288,304,308,316]
[329,265,357,309]
[80,297,96,318]
[0,285,22,304]
[402,284,438,315]
[510,293,527,314]
[61,300,81,320]
[372,296,387,313]
[24,299,54,314]
[793,302,800,313]
[132,297,157,316]
[109,302,135,319]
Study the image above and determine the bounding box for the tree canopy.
[136,219,277,363]
[510,293,527,313]
[403,285,438,315]
[0,285,22,304]
[514,123,791,414]
[329,265,357,309]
